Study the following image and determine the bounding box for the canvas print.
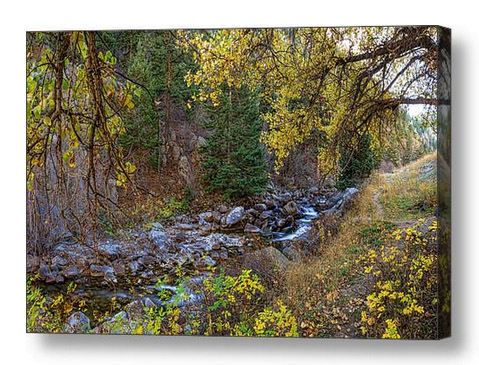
[26,26,451,338]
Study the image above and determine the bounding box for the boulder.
[282,246,301,261]
[225,206,245,227]
[65,312,91,333]
[176,223,196,231]
[203,256,216,267]
[90,264,117,283]
[276,215,294,229]
[241,247,290,279]
[128,260,139,274]
[39,263,56,283]
[97,240,122,258]
[254,203,267,212]
[62,266,79,278]
[51,255,68,267]
[138,255,156,267]
[245,208,259,218]
[278,193,292,204]
[244,223,261,234]
[212,211,222,223]
[199,211,214,223]
[218,205,229,214]
[283,201,299,216]
[259,210,273,220]
[125,300,145,323]
[199,223,213,236]
[112,261,126,277]
[264,198,277,209]
[324,187,359,215]
[142,297,156,309]
[149,224,170,250]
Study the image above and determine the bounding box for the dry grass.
[280,153,438,338]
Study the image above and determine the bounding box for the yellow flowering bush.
[27,278,87,333]
[358,219,438,339]
[251,300,299,337]
[140,269,298,337]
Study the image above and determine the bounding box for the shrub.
[140,269,298,337]
[357,219,438,339]
[27,279,87,333]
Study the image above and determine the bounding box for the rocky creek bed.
[27,185,359,333]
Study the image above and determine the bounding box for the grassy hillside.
[281,154,438,338]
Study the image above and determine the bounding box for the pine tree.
[202,87,268,199]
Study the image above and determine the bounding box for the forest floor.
[280,153,438,338]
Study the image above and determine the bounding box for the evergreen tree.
[202,87,268,199]
[336,134,379,190]
[101,31,197,168]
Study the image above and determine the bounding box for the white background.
[1,0,477,364]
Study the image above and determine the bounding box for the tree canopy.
[179,27,438,177]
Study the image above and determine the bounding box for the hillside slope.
[282,154,439,339]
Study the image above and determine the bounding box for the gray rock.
[278,193,292,204]
[283,201,298,216]
[176,223,196,231]
[324,187,359,215]
[138,255,156,267]
[199,223,213,236]
[343,187,359,200]
[218,205,229,214]
[212,211,222,223]
[225,206,245,227]
[276,215,294,229]
[125,300,145,322]
[199,211,214,223]
[98,240,122,258]
[62,266,79,278]
[128,260,139,274]
[282,246,301,261]
[259,210,273,220]
[65,312,91,333]
[307,186,319,195]
[203,256,216,267]
[90,264,106,277]
[149,225,170,249]
[242,247,291,277]
[254,203,268,212]
[39,263,56,283]
[245,208,259,218]
[90,264,117,283]
[244,223,261,234]
[112,261,125,276]
[51,255,68,267]
[94,311,131,334]
[264,198,276,209]
[141,270,154,279]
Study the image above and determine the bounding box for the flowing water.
[39,201,322,320]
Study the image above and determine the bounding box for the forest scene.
[26,26,449,339]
